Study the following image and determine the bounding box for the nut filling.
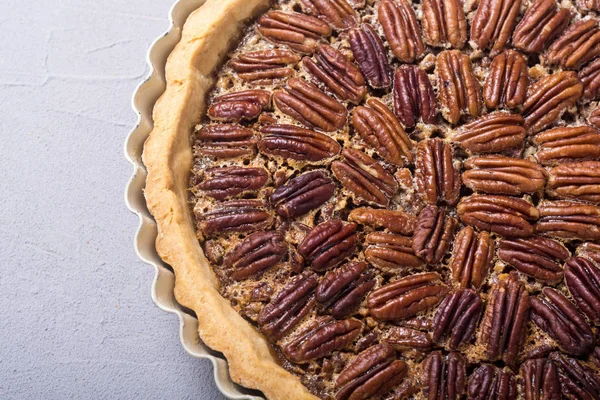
[189,0,600,398]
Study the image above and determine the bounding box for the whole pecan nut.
[421,0,467,49]
[415,138,461,205]
[512,0,571,53]
[564,256,600,324]
[535,200,600,241]
[298,220,359,271]
[422,351,467,400]
[364,232,422,271]
[378,0,424,63]
[548,161,600,202]
[348,207,416,235]
[224,231,287,280]
[549,351,600,399]
[197,166,268,200]
[547,19,600,69]
[230,49,300,82]
[468,364,517,400]
[412,205,457,264]
[349,24,392,89]
[533,126,600,166]
[432,289,483,350]
[299,0,357,30]
[270,170,335,218]
[195,124,256,158]
[383,326,432,351]
[579,58,600,100]
[393,65,437,128]
[197,199,273,237]
[470,0,521,55]
[452,112,526,154]
[207,90,271,122]
[484,50,529,109]
[449,226,494,289]
[256,11,332,54]
[258,123,341,162]
[520,358,561,400]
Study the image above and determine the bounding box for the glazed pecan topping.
[577,241,600,264]
[547,19,600,70]
[258,124,341,162]
[536,200,600,240]
[550,351,600,398]
[195,124,256,159]
[364,232,422,271]
[432,289,483,350]
[484,50,529,109]
[412,206,457,264]
[457,195,539,238]
[384,326,433,350]
[449,226,494,289]
[297,220,358,271]
[197,166,268,200]
[270,170,335,218]
[299,0,357,30]
[470,0,521,55]
[378,0,424,63]
[421,0,467,49]
[564,256,600,324]
[468,364,517,400]
[349,24,392,89]
[348,207,416,235]
[224,231,287,280]
[303,44,366,104]
[463,156,547,195]
[274,78,348,132]
[393,65,437,128]
[590,106,600,128]
[422,351,467,400]
[548,161,600,202]
[367,272,449,320]
[512,0,571,53]
[452,112,526,154]
[498,236,569,285]
[436,50,483,124]
[522,71,583,134]
[415,139,460,206]
[207,90,271,122]
[520,358,561,400]
[332,148,398,207]
[579,58,600,100]
[230,49,300,82]
[533,126,600,166]
[198,199,273,237]
[256,11,331,54]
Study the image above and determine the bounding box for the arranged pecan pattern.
[512,0,571,53]
[207,90,271,122]
[421,0,467,49]
[393,65,437,128]
[270,170,335,218]
[533,126,600,166]
[470,0,520,55]
[468,364,517,400]
[536,200,600,240]
[364,232,422,271]
[549,351,600,399]
[452,112,526,154]
[230,49,300,82]
[432,289,483,350]
[349,24,392,89]
[520,358,561,400]
[224,231,287,280]
[256,11,332,54]
[547,19,600,70]
[348,207,416,235]
[422,351,467,400]
[196,124,256,158]
[548,161,600,203]
[198,199,273,237]
[564,256,600,324]
[449,226,494,289]
[197,167,268,200]
[579,58,600,100]
[258,124,340,162]
[484,50,528,109]
[297,220,358,271]
[412,205,457,264]
[378,0,424,63]
[415,139,461,206]
[299,0,357,30]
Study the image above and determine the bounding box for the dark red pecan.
[458,195,539,238]
[549,351,600,399]
[383,326,432,351]
[258,272,318,339]
[564,256,600,324]
[478,273,530,365]
[520,358,561,400]
[378,0,424,63]
[548,161,600,203]
[590,106,600,128]
[365,232,422,271]
[207,90,271,122]
[498,236,569,285]
[335,343,408,400]
[223,231,287,280]
[352,98,414,166]
[197,167,268,200]
[579,58,600,100]
[332,148,398,207]
[303,44,366,104]
[547,19,600,69]
[258,124,340,162]
[198,199,273,237]
[348,207,416,235]
[274,78,347,132]
[512,0,571,53]
[436,50,483,124]
[299,0,357,30]
[415,139,461,206]
[522,71,583,134]
[297,220,358,271]
[422,351,467,400]
[452,112,526,155]
[256,11,332,54]
[393,65,437,128]
[469,365,516,400]
[484,50,529,109]
[432,289,482,350]
[195,124,256,158]
[421,0,466,49]
[283,317,362,363]
[449,226,494,289]
[270,170,335,219]
[349,24,392,89]
[535,200,600,241]
[367,272,449,320]
[470,0,521,56]
[230,49,300,82]
[413,206,457,264]
[577,241,600,264]
[533,126,600,166]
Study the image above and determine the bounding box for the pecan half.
[453,112,526,155]
[498,236,569,285]
[367,272,449,320]
[533,126,600,166]
[332,148,398,207]
[378,0,424,63]
[436,50,483,124]
[424,0,467,50]
[484,50,529,109]
[348,207,416,235]
[463,156,546,195]
[579,58,600,100]
[384,326,433,351]
[413,206,457,264]
[590,106,600,128]
[258,124,341,162]
[349,24,392,89]
[393,65,437,128]
[522,71,583,134]
[458,195,539,238]
[298,220,359,271]
[531,287,595,356]
[536,200,600,241]
[512,0,571,54]
[258,272,318,339]
[365,232,422,271]
[415,139,461,205]
[564,256,600,324]
[547,19,600,69]
[224,231,287,280]
[577,241,600,264]
[256,11,332,54]
[548,161,600,203]
[299,0,357,30]
[422,351,467,400]
[270,170,335,218]
[197,167,268,200]
[195,124,256,158]
[470,0,521,55]
[468,364,517,400]
[198,199,273,237]
[549,351,600,399]
[207,90,271,122]
[520,358,561,400]
[432,289,483,349]
[352,98,414,166]
[230,49,300,82]
[449,226,494,289]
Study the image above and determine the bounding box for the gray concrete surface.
[0,1,224,398]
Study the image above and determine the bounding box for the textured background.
[0,0,224,398]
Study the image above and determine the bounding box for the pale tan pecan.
[470,0,521,55]
[256,11,332,54]
[436,50,483,124]
[303,44,366,104]
[484,50,529,109]
[463,156,547,195]
[383,326,432,351]
[432,289,483,350]
[577,241,600,264]
[564,256,600,324]
[536,200,600,240]
[458,195,539,238]
[421,0,467,49]
[352,98,414,166]
[422,351,467,400]
[549,352,600,400]
[364,232,422,271]
[393,65,437,128]
[533,126,600,166]
[198,199,274,237]
[590,106,600,128]
[270,170,335,218]
[332,148,398,207]
[547,19,600,70]
[520,358,561,400]
[378,0,424,63]
[548,161,600,203]
[230,49,300,82]
[197,167,268,201]
[273,78,348,132]
[298,220,359,271]
[452,112,526,154]
[449,226,494,289]
[349,24,392,89]
[348,207,416,235]
[299,0,357,30]
[498,236,569,285]
[207,90,271,122]
[195,124,256,159]
[512,0,571,53]
[413,206,457,264]
[258,124,341,162]
[415,139,461,206]
[468,364,517,400]
[523,72,583,134]
[367,272,449,320]
[224,231,287,280]
[579,58,600,100]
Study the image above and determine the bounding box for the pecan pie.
[143,0,600,398]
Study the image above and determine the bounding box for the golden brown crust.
[142,1,318,398]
